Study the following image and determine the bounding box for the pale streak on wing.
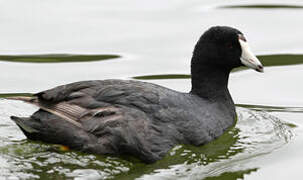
[42,102,87,128]
[5,96,84,128]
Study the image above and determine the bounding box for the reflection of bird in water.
[7,26,263,163]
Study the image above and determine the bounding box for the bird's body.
[10,79,235,162]
[8,26,263,163]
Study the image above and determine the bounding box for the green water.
[1,0,303,179]
[220,4,303,9]
[0,54,119,63]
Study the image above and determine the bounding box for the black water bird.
[7,26,263,163]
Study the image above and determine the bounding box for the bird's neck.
[190,63,232,101]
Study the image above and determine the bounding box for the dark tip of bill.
[256,65,264,72]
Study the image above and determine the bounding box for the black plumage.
[8,26,260,163]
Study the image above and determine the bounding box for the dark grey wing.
[30,79,161,124]
[8,79,186,162]
[34,79,172,162]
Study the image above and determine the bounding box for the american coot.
[8,26,263,163]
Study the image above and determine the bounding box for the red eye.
[226,43,233,49]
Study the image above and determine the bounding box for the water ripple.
[0,100,295,179]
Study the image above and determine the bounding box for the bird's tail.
[10,115,43,141]
[10,116,39,133]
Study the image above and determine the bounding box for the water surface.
[1,0,303,179]
[0,100,295,179]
